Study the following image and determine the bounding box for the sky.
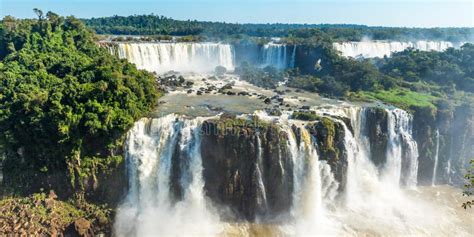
[1,0,473,27]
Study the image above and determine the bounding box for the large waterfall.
[107,42,298,73]
[333,40,456,58]
[114,115,222,236]
[115,107,471,236]
[111,42,235,73]
[261,43,296,69]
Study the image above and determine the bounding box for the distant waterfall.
[333,40,455,58]
[114,114,221,236]
[261,43,296,69]
[432,129,440,186]
[112,42,235,73]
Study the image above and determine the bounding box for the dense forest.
[83,14,474,42]
[287,43,474,98]
[0,11,159,196]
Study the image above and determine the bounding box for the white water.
[115,108,472,236]
[114,114,222,236]
[113,42,235,73]
[281,123,339,235]
[334,40,455,58]
[261,43,296,69]
[432,129,440,186]
[255,134,268,212]
[314,107,470,236]
[386,108,419,187]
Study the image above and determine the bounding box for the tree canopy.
[0,13,160,192]
[83,14,474,42]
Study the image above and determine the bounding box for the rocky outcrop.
[365,107,389,167]
[413,102,474,186]
[200,116,293,221]
[0,191,110,236]
[412,105,437,185]
[306,117,348,189]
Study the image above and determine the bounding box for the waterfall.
[385,109,419,187]
[112,107,471,236]
[290,45,296,68]
[333,40,455,58]
[261,43,295,69]
[112,42,235,73]
[114,114,221,236]
[432,129,440,186]
[255,134,268,212]
[280,121,339,235]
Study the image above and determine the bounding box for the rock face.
[413,103,474,185]
[0,192,109,236]
[412,106,438,185]
[306,118,348,189]
[365,107,389,167]
[200,117,293,221]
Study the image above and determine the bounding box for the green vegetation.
[82,15,473,42]
[0,12,160,194]
[380,45,474,92]
[286,43,474,110]
[313,117,342,162]
[350,89,438,110]
[292,111,321,121]
[463,159,474,209]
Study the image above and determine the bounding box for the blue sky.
[1,0,473,27]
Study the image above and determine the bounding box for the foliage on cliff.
[0,12,159,194]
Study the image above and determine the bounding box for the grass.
[349,88,438,111]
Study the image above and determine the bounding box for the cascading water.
[432,129,440,186]
[279,121,339,235]
[386,109,419,187]
[112,42,235,73]
[114,114,222,236]
[320,107,469,236]
[333,40,456,58]
[254,134,268,213]
[114,108,472,236]
[290,45,296,68]
[261,43,296,69]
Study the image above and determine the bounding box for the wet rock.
[266,108,282,116]
[71,218,94,237]
[238,91,249,96]
[221,83,233,90]
[226,91,236,96]
[306,118,348,189]
[365,107,389,167]
[264,98,271,104]
[197,91,203,95]
[201,118,292,221]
